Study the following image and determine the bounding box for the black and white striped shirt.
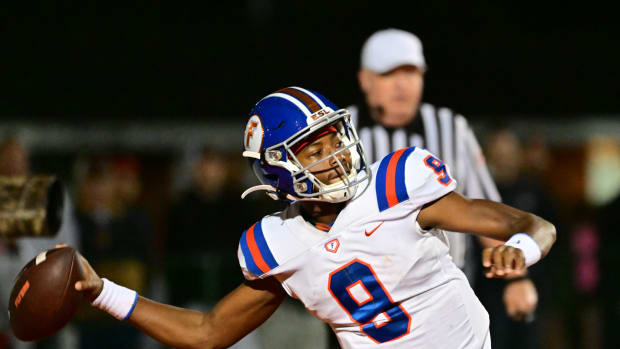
[350,102,501,277]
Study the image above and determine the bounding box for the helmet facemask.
[263,109,370,203]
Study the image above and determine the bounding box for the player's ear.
[358,69,372,93]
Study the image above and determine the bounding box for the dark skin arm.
[74,254,286,349]
[417,191,556,278]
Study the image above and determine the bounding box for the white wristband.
[92,278,139,321]
[504,233,542,267]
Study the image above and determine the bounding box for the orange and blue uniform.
[238,147,490,348]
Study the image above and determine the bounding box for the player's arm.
[416,191,556,277]
[129,278,285,349]
[75,254,286,349]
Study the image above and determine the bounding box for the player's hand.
[503,278,538,321]
[482,246,526,278]
[72,251,103,303]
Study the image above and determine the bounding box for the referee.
[351,29,501,275]
[328,28,538,349]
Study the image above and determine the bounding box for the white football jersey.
[238,147,490,348]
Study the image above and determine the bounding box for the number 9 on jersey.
[328,259,411,343]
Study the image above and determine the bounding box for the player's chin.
[327,171,351,185]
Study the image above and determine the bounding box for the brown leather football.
[8,246,85,342]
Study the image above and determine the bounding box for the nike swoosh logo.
[365,222,384,237]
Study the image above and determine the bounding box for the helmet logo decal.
[244,115,264,152]
[246,121,257,147]
[309,107,334,122]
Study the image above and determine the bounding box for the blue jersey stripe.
[252,221,279,270]
[395,147,415,203]
[240,230,262,277]
[375,152,394,212]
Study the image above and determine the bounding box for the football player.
[74,86,556,348]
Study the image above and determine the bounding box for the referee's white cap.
[361,29,426,74]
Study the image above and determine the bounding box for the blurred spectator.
[165,147,286,349]
[0,137,29,176]
[596,193,620,348]
[165,147,258,308]
[478,128,561,349]
[0,136,26,349]
[569,207,602,349]
[522,131,553,181]
[73,155,154,349]
[0,240,20,349]
[0,135,80,349]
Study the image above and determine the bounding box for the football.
[8,246,86,342]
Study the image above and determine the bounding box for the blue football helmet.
[242,86,370,203]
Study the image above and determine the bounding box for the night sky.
[2,2,618,121]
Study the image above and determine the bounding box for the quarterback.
[74,87,556,348]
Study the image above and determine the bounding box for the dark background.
[2,1,619,120]
[1,3,619,349]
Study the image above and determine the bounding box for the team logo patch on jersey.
[244,114,264,152]
[325,238,340,253]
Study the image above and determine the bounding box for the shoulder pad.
[374,147,417,211]
[237,211,308,279]
[373,147,456,212]
[239,219,279,279]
